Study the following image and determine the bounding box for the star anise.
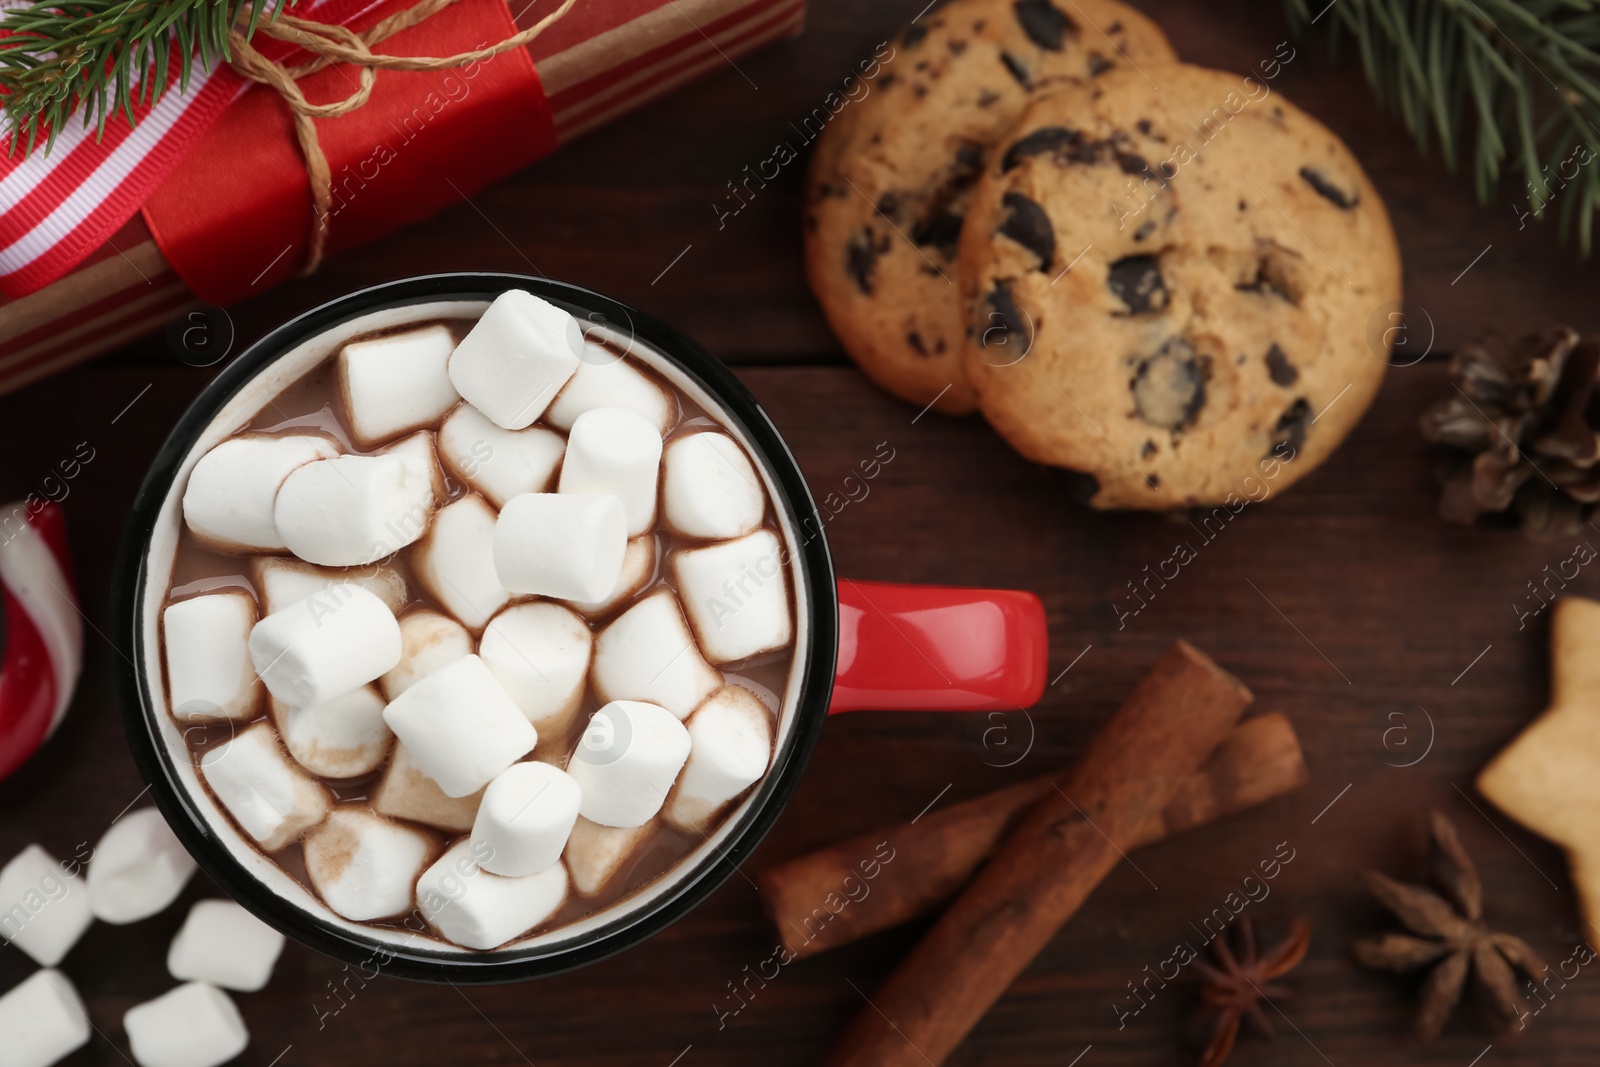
[1420,325,1600,538]
[1353,811,1548,1038]
[1190,916,1311,1067]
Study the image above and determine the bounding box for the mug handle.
[828,579,1048,714]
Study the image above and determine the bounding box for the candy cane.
[0,502,83,781]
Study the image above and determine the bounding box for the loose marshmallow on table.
[592,591,721,719]
[412,495,510,630]
[567,701,691,828]
[86,807,196,924]
[381,609,472,700]
[182,433,338,552]
[304,808,435,921]
[416,840,568,950]
[662,432,766,540]
[382,654,537,798]
[379,429,448,501]
[665,686,773,832]
[448,289,583,430]
[200,723,331,851]
[673,529,793,664]
[547,348,675,434]
[558,407,663,536]
[163,591,259,722]
[493,492,626,602]
[124,982,248,1067]
[565,536,655,618]
[168,899,285,992]
[273,452,434,567]
[479,602,592,735]
[338,324,458,447]
[564,818,653,897]
[0,844,91,966]
[373,743,485,832]
[0,969,89,1067]
[273,685,392,778]
[248,585,401,707]
[471,762,582,877]
[251,556,407,616]
[438,402,565,507]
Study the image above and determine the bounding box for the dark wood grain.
[4,0,1600,1063]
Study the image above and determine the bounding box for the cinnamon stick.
[826,641,1253,1067]
[758,712,1306,958]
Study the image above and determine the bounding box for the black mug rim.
[114,273,838,983]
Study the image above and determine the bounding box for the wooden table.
[2,0,1597,1063]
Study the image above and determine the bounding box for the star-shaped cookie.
[1479,595,1600,936]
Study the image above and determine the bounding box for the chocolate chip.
[1270,398,1311,456]
[913,84,929,98]
[1087,52,1113,76]
[903,23,928,46]
[845,228,890,295]
[1145,474,1160,488]
[980,281,1030,351]
[913,212,964,254]
[1060,468,1100,505]
[1299,166,1358,208]
[1106,19,1123,31]
[1140,440,1158,459]
[1131,338,1207,429]
[955,142,985,173]
[879,73,897,89]
[1265,343,1299,386]
[977,88,1001,108]
[1000,51,1031,87]
[1136,119,1153,136]
[907,331,929,356]
[1107,255,1167,314]
[875,193,903,222]
[998,191,1055,269]
[1013,0,1074,49]
[1133,220,1155,241]
[948,39,967,55]
[1117,151,1155,176]
[1000,126,1077,171]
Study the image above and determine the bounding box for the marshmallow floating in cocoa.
[674,529,793,664]
[665,686,773,833]
[0,844,92,966]
[437,402,565,508]
[416,840,569,950]
[662,432,766,541]
[558,406,663,536]
[86,807,197,924]
[273,685,392,778]
[381,609,473,701]
[305,808,436,922]
[565,535,656,618]
[200,722,331,851]
[248,584,402,707]
[564,817,654,898]
[124,981,248,1067]
[479,602,592,736]
[471,762,583,878]
[167,899,286,992]
[448,289,583,430]
[411,494,511,631]
[378,429,448,501]
[0,969,90,1067]
[592,590,721,719]
[568,700,692,828]
[546,349,674,434]
[373,743,486,833]
[181,433,338,552]
[381,654,537,798]
[273,452,434,567]
[493,491,627,602]
[338,324,459,448]
[162,591,260,722]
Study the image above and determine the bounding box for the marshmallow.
[547,349,675,434]
[565,536,656,618]
[248,585,402,707]
[411,495,510,630]
[673,529,792,664]
[0,845,91,966]
[182,433,339,552]
[382,654,538,798]
[124,982,248,1067]
[558,407,663,536]
[168,899,285,992]
[471,762,582,877]
[449,289,583,430]
[416,840,568,950]
[86,807,197,924]
[479,602,592,737]
[665,686,773,832]
[273,685,392,778]
[493,492,627,602]
[200,723,331,851]
[568,701,691,828]
[381,609,472,700]
[564,818,653,897]
[162,591,260,722]
[373,743,485,832]
[338,324,459,447]
[379,429,448,501]
[0,970,89,1067]
[592,591,721,719]
[273,453,435,567]
[662,432,766,540]
[304,808,435,921]
[438,403,565,507]
[251,555,407,616]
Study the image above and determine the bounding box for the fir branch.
[1285,0,1600,255]
[0,0,289,157]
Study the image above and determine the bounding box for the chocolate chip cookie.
[804,0,1177,414]
[960,62,1401,507]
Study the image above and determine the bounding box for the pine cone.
[1420,326,1600,538]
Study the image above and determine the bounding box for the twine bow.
[225,0,576,274]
